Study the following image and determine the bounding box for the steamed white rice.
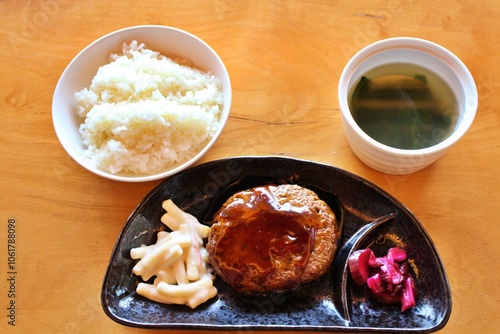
[75,41,223,174]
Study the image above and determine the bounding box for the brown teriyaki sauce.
[211,185,316,293]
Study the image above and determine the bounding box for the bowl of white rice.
[52,25,231,182]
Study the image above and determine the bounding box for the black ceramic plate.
[101,157,451,332]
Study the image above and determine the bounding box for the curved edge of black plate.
[101,156,452,332]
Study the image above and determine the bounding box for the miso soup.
[349,63,459,150]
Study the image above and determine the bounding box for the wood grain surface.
[1,0,499,333]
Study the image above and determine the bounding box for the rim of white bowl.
[338,37,478,157]
[52,25,232,182]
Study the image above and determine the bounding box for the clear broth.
[349,63,459,150]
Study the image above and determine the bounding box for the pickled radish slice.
[366,273,384,294]
[378,257,404,285]
[387,247,407,263]
[348,248,374,286]
[401,277,418,312]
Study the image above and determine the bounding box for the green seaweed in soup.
[349,63,459,150]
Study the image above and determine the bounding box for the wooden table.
[1,1,499,333]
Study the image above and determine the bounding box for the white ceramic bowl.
[338,37,477,174]
[52,25,231,182]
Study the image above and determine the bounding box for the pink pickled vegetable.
[401,277,418,312]
[348,248,374,286]
[378,257,404,285]
[348,246,418,312]
[387,247,407,263]
[367,251,379,267]
[366,273,384,294]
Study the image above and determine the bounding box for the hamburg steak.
[206,184,340,294]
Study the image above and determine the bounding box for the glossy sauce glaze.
[210,185,316,293]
